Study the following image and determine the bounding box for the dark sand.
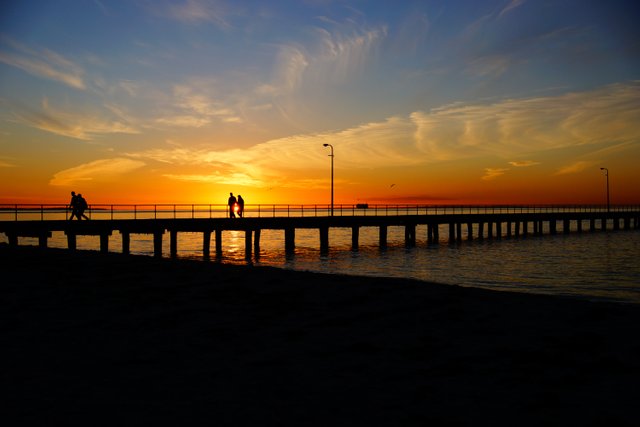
[2,245,640,426]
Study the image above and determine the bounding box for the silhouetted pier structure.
[2,204,639,259]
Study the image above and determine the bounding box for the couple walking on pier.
[68,191,90,220]
[228,193,245,218]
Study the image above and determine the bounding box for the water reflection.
[1,225,638,303]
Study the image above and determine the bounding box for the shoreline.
[3,245,640,425]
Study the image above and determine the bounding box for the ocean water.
[4,223,640,304]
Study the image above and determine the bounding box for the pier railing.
[1,203,638,221]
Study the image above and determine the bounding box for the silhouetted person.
[237,195,244,218]
[68,191,80,220]
[77,193,90,220]
[228,193,237,218]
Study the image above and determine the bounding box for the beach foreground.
[2,245,640,426]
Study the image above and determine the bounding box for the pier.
[1,204,639,259]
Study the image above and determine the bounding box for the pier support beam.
[215,229,222,258]
[487,222,493,239]
[456,223,462,242]
[153,231,163,258]
[170,230,178,258]
[522,221,528,237]
[478,222,485,240]
[254,229,261,254]
[245,230,253,259]
[448,223,455,243]
[379,225,387,249]
[66,232,77,251]
[515,221,520,237]
[405,224,416,247]
[467,223,473,241]
[285,228,295,254]
[496,221,502,239]
[122,232,130,255]
[320,227,329,254]
[577,220,583,233]
[38,234,48,248]
[100,233,110,253]
[203,231,211,259]
[352,226,359,250]
[550,220,557,235]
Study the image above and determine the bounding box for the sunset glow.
[1,1,639,205]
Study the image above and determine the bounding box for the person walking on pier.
[68,191,80,220]
[237,195,245,218]
[77,194,90,220]
[228,193,237,218]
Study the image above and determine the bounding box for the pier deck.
[2,204,639,259]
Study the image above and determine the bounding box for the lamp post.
[323,143,334,216]
[600,167,610,212]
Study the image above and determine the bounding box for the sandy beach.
[2,244,640,426]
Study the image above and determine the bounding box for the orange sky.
[1,1,639,206]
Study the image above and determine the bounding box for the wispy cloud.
[0,158,16,168]
[0,37,85,89]
[159,0,231,28]
[413,81,640,161]
[11,98,139,141]
[482,168,509,180]
[127,81,640,187]
[509,160,540,167]
[264,24,387,98]
[50,158,146,186]
[465,55,513,78]
[554,161,594,175]
[498,0,526,19]
[163,172,263,187]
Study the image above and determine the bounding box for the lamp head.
[323,143,329,147]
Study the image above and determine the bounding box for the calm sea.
[4,223,639,304]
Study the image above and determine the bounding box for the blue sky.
[1,0,639,204]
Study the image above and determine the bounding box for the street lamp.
[600,167,610,212]
[323,143,334,216]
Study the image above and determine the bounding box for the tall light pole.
[323,143,334,216]
[600,167,610,212]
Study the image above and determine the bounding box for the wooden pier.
[1,205,639,259]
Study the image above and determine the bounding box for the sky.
[1,0,639,206]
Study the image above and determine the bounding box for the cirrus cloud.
[50,158,146,186]
[0,37,85,90]
[126,81,640,187]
